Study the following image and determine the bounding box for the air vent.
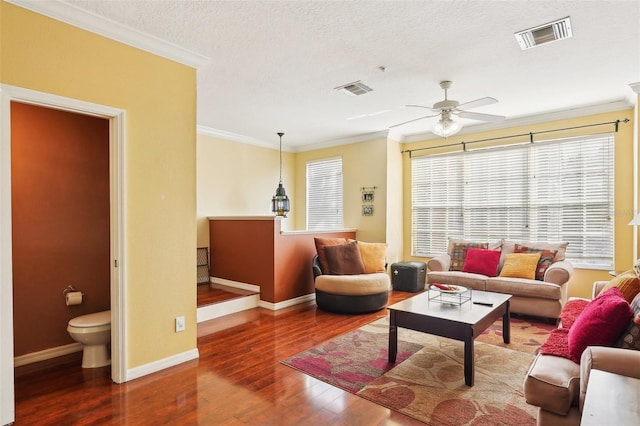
[515,17,572,50]
[334,80,373,96]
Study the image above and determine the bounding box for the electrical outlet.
[175,316,185,332]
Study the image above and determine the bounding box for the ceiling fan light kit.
[432,111,462,138]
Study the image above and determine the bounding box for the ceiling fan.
[391,80,506,137]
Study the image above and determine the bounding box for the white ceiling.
[23,0,640,151]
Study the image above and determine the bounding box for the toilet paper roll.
[65,291,83,306]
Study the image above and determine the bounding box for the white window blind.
[307,157,343,230]
[411,134,614,269]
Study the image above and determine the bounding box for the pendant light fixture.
[271,132,290,217]
[432,110,462,138]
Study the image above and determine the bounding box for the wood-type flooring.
[13,290,426,425]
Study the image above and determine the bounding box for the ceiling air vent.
[334,80,373,96]
[515,16,573,50]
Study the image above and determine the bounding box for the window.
[307,157,343,230]
[411,134,614,269]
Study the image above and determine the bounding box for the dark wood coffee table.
[388,289,511,386]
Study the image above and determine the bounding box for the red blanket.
[539,299,589,360]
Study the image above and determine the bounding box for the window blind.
[411,134,614,269]
[307,157,343,230]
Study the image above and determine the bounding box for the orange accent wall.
[209,217,355,303]
[11,102,110,356]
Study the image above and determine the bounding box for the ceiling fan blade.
[406,104,432,109]
[389,113,439,128]
[458,111,506,122]
[456,97,498,111]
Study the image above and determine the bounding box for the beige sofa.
[427,239,573,320]
[523,281,640,425]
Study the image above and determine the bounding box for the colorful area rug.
[282,316,554,425]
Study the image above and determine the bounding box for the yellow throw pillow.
[354,240,387,273]
[499,253,541,280]
[601,270,640,303]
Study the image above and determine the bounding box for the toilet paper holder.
[63,285,83,298]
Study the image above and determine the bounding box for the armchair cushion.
[615,292,640,350]
[600,269,640,303]
[567,287,633,363]
[314,237,348,273]
[323,241,366,275]
[353,240,387,273]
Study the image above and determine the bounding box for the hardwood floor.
[14,290,426,425]
[196,283,257,307]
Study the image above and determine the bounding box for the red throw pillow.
[323,241,366,275]
[462,248,502,277]
[567,287,633,363]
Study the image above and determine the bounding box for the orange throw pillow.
[601,270,640,303]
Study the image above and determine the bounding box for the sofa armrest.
[579,346,640,411]
[427,254,450,272]
[544,260,573,285]
[592,280,608,298]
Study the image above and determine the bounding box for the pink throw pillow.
[567,287,633,363]
[461,248,502,277]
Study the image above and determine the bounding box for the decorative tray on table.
[428,283,472,306]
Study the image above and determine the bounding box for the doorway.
[0,85,125,424]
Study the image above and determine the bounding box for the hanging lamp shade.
[271,132,290,217]
[432,110,462,138]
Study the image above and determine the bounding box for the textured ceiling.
[53,1,640,150]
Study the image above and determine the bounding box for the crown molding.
[197,125,389,152]
[400,98,635,143]
[6,0,210,69]
[197,125,293,152]
[292,130,389,152]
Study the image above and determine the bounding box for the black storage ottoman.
[391,261,426,292]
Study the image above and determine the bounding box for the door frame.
[0,84,126,424]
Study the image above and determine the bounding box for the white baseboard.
[125,348,199,382]
[197,293,259,322]
[259,293,316,311]
[14,343,82,367]
[210,277,260,293]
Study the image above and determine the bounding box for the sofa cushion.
[514,244,558,281]
[600,270,640,304]
[499,253,541,280]
[461,248,501,276]
[427,271,487,291]
[524,352,581,416]
[485,277,562,300]
[567,287,633,363]
[324,241,366,275]
[449,241,489,271]
[315,273,390,295]
[314,237,348,273]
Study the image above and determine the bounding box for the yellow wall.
[401,109,635,299]
[293,138,388,243]
[196,134,296,246]
[1,4,197,368]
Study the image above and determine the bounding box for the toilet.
[67,310,111,368]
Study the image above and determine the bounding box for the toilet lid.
[69,310,111,327]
